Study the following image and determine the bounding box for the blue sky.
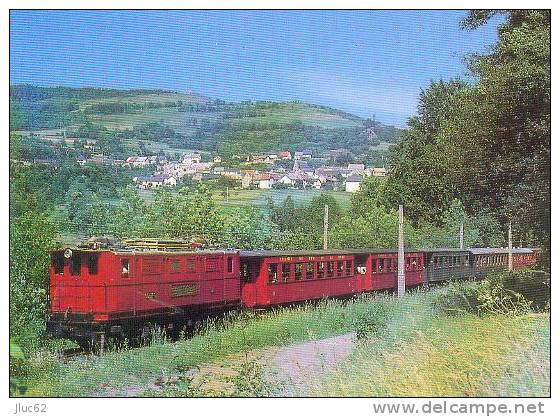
[10,10,501,126]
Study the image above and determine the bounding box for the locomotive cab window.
[71,255,81,276]
[52,254,64,274]
[87,255,98,275]
[227,256,233,273]
[121,259,130,278]
[186,258,196,272]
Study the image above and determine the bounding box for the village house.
[213,155,222,164]
[348,163,366,175]
[256,172,274,189]
[77,154,86,166]
[134,175,176,189]
[345,175,363,193]
[182,152,202,164]
[278,151,292,160]
[294,150,312,160]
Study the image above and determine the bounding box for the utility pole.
[459,223,464,249]
[397,205,405,297]
[226,186,229,203]
[508,221,513,271]
[323,204,329,250]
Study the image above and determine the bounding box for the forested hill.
[9,84,403,156]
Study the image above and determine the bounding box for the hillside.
[10,85,402,157]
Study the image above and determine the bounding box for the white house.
[345,175,363,193]
[182,152,202,164]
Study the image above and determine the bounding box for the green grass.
[312,299,549,397]
[20,286,549,397]
[136,188,352,209]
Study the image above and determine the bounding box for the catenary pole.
[460,222,464,249]
[508,221,513,271]
[397,205,405,297]
[323,204,329,250]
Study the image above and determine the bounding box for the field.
[138,188,352,209]
[19,285,549,397]
[87,103,362,137]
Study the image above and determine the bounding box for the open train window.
[71,255,81,276]
[378,259,385,272]
[268,263,278,283]
[295,263,303,281]
[411,258,417,270]
[317,262,324,278]
[306,262,314,279]
[337,261,344,276]
[52,254,64,274]
[241,262,251,282]
[121,259,130,278]
[405,258,410,271]
[227,256,233,273]
[345,261,352,276]
[87,255,98,275]
[282,263,291,282]
[327,262,334,278]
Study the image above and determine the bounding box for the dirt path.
[96,332,357,397]
[262,332,357,396]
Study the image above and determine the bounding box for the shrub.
[353,301,390,340]
[433,280,532,317]
[488,269,550,312]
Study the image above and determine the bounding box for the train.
[46,239,541,348]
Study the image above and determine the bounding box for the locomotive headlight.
[64,249,73,258]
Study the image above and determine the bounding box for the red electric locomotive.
[47,243,240,346]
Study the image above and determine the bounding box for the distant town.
[18,131,388,193]
[128,150,386,193]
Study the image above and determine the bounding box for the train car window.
[411,258,417,270]
[371,259,377,273]
[337,261,344,276]
[282,263,291,282]
[327,262,334,278]
[306,262,314,279]
[227,256,233,273]
[268,264,278,283]
[317,262,325,278]
[121,259,130,278]
[378,259,385,273]
[71,255,81,276]
[295,263,303,281]
[345,261,352,276]
[186,258,196,272]
[87,255,98,275]
[241,263,251,282]
[405,258,410,271]
[387,258,392,272]
[52,254,64,274]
